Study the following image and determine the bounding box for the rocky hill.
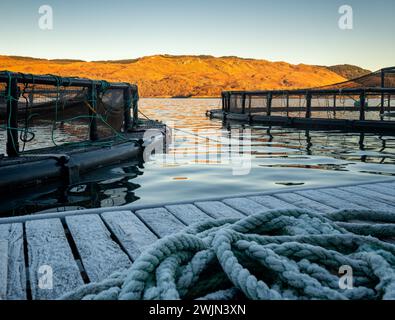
[327,64,371,80]
[0,54,348,97]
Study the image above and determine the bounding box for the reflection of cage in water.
[0,71,139,156]
[218,67,395,132]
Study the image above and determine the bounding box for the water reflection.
[1,98,394,217]
[0,161,144,216]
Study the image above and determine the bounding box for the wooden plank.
[66,215,132,283]
[341,186,395,205]
[361,183,395,197]
[26,218,84,300]
[222,198,268,215]
[376,181,395,193]
[0,239,7,300]
[101,211,158,261]
[165,204,213,225]
[248,195,299,210]
[296,190,364,210]
[0,224,9,300]
[321,188,395,211]
[274,193,335,214]
[378,181,395,190]
[0,224,26,300]
[135,207,186,238]
[194,201,245,219]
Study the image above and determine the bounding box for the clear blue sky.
[0,0,394,70]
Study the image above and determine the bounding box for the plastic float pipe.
[0,72,137,91]
[0,141,142,192]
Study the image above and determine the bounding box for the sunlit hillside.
[0,55,347,97]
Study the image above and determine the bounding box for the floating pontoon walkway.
[1,179,395,300]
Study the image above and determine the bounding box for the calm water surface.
[1,98,395,216]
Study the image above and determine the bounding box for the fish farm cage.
[209,67,395,133]
[0,71,139,157]
[0,71,166,193]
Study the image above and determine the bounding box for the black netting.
[222,67,395,123]
[0,72,137,155]
[0,82,6,122]
[97,89,125,138]
[229,94,244,113]
[315,68,395,90]
[16,83,90,151]
[0,83,6,154]
[384,72,395,88]
[249,95,268,114]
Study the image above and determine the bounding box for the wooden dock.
[1,179,395,300]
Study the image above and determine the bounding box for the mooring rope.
[61,208,395,300]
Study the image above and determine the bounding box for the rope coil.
[61,208,395,300]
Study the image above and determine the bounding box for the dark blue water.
[1,98,394,217]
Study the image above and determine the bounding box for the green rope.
[49,74,63,147]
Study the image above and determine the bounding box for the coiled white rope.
[61,209,395,300]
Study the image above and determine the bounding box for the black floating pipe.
[333,93,337,118]
[6,77,19,157]
[381,69,385,115]
[123,85,132,131]
[0,71,136,91]
[305,92,312,118]
[132,88,139,127]
[266,92,272,116]
[360,91,366,121]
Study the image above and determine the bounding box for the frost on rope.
[61,209,395,300]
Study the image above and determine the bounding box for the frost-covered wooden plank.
[0,239,7,300]
[341,186,395,205]
[296,190,364,210]
[194,201,245,219]
[360,183,395,197]
[321,188,395,211]
[135,208,186,238]
[248,195,298,210]
[275,193,335,214]
[222,198,268,215]
[101,211,158,261]
[26,219,84,300]
[0,224,10,300]
[376,181,395,193]
[165,204,213,225]
[373,182,395,196]
[0,224,26,300]
[66,215,132,283]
